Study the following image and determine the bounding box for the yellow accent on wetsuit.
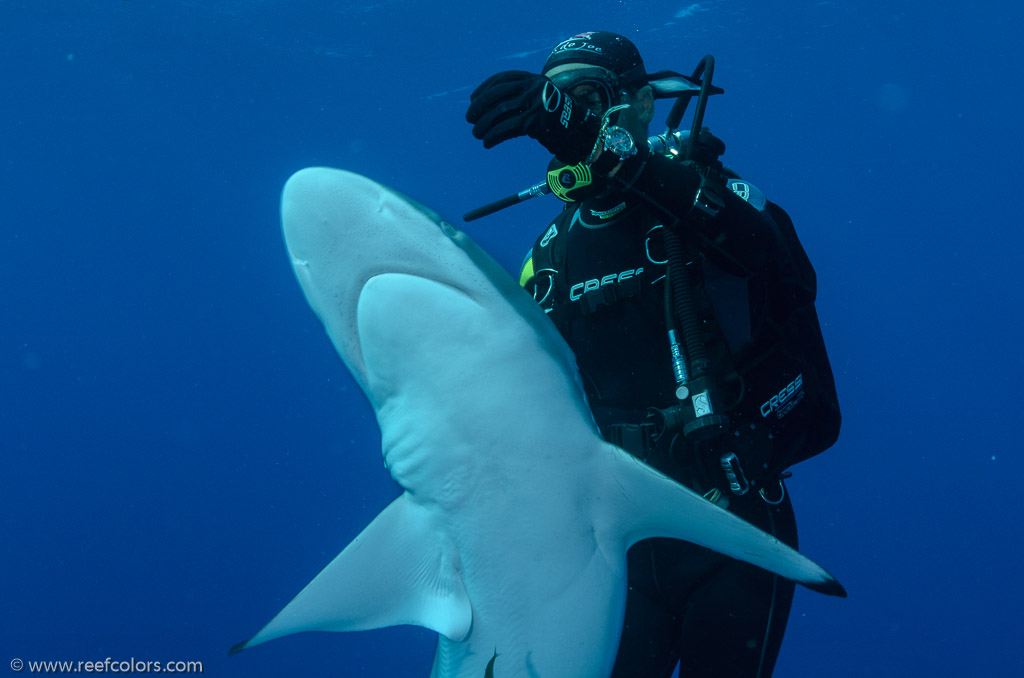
[519,255,535,288]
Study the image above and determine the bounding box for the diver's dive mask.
[546,66,628,118]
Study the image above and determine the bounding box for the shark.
[231,167,845,677]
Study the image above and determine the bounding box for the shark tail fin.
[232,493,473,654]
[598,442,846,597]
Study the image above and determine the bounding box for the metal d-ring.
[759,478,786,505]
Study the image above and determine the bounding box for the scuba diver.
[465,31,841,677]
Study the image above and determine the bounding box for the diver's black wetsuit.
[520,150,800,677]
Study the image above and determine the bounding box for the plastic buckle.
[692,178,725,218]
[605,422,658,459]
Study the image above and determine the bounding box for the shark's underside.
[231,167,844,677]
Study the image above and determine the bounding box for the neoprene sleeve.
[614,150,781,276]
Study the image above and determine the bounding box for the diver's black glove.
[682,127,727,168]
[466,70,601,165]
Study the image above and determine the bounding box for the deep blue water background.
[3,1,1022,676]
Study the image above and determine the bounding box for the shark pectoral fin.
[599,443,846,597]
[233,493,472,654]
